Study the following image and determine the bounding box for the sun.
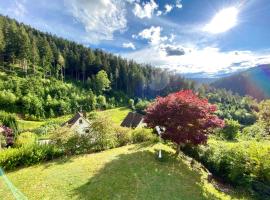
[204,7,239,34]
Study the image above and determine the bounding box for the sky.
[1,0,270,78]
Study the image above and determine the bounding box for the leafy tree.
[145,90,224,152]
[92,70,111,94]
[57,52,65,81]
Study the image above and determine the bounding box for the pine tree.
[4,21,18,66]
[30,37,40,73]
[17,27,31,74]
[0,28,5,66]
[38,37,53,77]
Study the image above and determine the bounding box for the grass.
[17,107,130,132]
[17,120,45,132]
[0,143,253,200]
[95,107,131,125]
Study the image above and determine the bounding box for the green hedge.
[0,144,63,170]
[181,140,270,197]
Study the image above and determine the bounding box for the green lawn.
[17,120,45,132]
[17,107,130,132]
[95,107,131,125]
[0,143,252,200]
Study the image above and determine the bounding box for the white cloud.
[156,10,162,16]
[164,4,173,14]
[175,0,183,9]
[133,0,158,19]
[156,1,182,17]
[8,0,27,18]
[136,26,168,45]
[65,0,127,43]
[122,44,270,77]
[123,42,136,50]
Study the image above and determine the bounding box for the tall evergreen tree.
[17,27,31,74]
[30,37,40,73]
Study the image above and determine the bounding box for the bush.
[15,132,37,147]
[131,128,157,143]
[135,99,150,114]
[114,126,132,146]
[241,123,269,141]
[181,140,270,197]
[0,111,18,134]
[218,119,240,140]
[0,144,63,170]
[128,99,135,110]
[89,115,117,151]
[52,116,119,154]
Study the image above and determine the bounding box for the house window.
[79,119,83,124]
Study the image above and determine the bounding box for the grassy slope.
[96,107,131,125]
[17,107,131,132]
[0,143,252,200]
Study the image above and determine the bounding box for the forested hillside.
[0,15,194,99]
[211,64,270,100]
[0,15,197,119]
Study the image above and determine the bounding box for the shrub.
[241,123,269,141]
[34,122,59,136]
[135,99,150,114]
[114,126,132,146]
[0,144,63,170]
[131,128,157,143]
[89,115,117,151]
[52,116,119,154]
[181,140,270,197]
[218,119,240,140]
[15,132,37,147]
[0,111,18,134]
[128,99,135,110]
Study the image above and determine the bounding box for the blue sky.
[1,0,270,77]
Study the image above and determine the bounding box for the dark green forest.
[0,15,259,125]
[0,15,196,119]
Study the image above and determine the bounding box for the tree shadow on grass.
[71,148,216,200]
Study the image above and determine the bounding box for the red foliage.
[145,90,224,145]
[0,126,14,146]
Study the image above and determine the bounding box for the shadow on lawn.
[71,148,215,200]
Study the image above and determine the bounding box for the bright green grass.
[95,107,131,125]
[17,107,130,132]
[17,120,45,131]
[0,143,252,200]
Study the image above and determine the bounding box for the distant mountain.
[211,64,270,100]
[188,77,218,84]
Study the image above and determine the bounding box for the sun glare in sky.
[204,7,239,34]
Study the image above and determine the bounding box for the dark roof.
[62,112,84,127]
[121,112,144,128]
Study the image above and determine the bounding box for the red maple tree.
[145,90,224,148]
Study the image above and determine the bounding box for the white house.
[62,112,91,135]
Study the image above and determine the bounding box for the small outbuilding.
[121,112,144,128]
[62,112,91,135]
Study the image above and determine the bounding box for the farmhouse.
[121,112,144,128]
[62,112,91,135]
